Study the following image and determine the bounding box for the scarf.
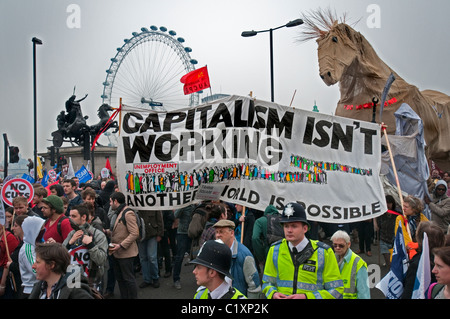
[407,214,419,241]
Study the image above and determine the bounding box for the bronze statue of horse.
[300,9,450,171]
[52,97,118,148]
[89,103,119,136]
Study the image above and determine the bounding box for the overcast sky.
[1,0,449,161]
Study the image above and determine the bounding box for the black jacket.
[29,273,94,299]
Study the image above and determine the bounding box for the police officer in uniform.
[191,240,246,299]
[262,202,344,299]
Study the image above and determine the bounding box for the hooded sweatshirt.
[251,205,281,263]
[429,180,450,233]
[19,216,45,294]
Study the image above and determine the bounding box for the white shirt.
[209,281,232,299]
[288,236,309,253]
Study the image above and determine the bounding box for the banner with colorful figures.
[116,95,387,223]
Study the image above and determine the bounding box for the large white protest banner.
[116,95,387,223]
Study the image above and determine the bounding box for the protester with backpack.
[199,204,227,247]
[252,205,283,269]
[108,192,139,299]
[172,204,194,290]
[402,221,445,299]
[187,201,213,259]
[428,246,450,299]
[42,195,73,244]
[138,209,164,289]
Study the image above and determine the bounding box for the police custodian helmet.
[190,240,233,279]
[280,202,310,228]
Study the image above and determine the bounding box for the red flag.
[45,179,60,196]
[91,105,121,151]
[105,158,114,180]
[180,66,210,95]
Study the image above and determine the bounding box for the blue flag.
[21,173,35,184]
[376,220,409,298]
[75,165,92,183]
[41,171,50,188]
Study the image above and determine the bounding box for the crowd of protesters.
[0,168,448,299]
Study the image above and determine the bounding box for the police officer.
[262,202,344,299]
[191,240,246,299]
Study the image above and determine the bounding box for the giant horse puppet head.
[299,8,450,170]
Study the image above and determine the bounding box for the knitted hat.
[435,180,448,192]
[42,195,64,214]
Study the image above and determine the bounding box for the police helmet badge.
[284,203,294,218]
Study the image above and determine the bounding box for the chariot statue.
[51,88,119,148]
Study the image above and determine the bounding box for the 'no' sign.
[1,178,34,207]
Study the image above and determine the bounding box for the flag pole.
[240,206,246,244]
[381,123,412,240]
[289,89,297,107]
[207,64,212,101]
[119,98,122,135]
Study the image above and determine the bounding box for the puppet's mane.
[297,8,357,42]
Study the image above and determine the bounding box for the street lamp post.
[32,37,43,182]
[241,19,303,102]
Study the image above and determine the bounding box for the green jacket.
[251,205,280,263]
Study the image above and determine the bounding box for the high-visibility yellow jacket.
[194,287,247,299]
[340,251,367,299]
[262,239,343,299]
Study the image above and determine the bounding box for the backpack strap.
[57,216,69,237]
[118,207,143,241]
[431,283,445,299]
[427,283,437,299]
[119,207,134,225]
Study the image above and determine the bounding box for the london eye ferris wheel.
[101,25,200,111]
